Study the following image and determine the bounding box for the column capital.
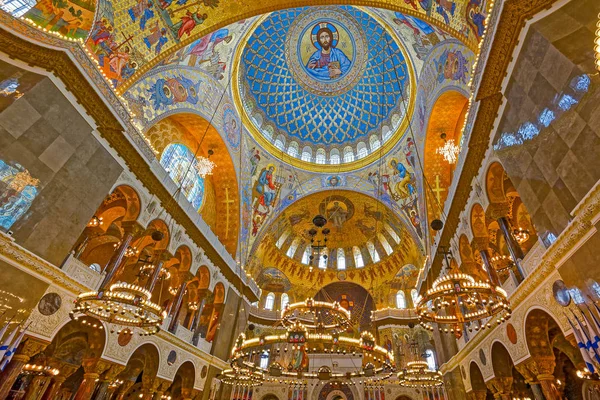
[81,358,112,375]
[486,376,513,398]
[487,202,510,220]
[471,237,489,252]
[102,362,127,381]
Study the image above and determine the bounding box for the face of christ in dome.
[306,26,351,80]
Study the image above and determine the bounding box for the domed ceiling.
[234,6,415,171]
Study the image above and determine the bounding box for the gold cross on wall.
[432,175,446,204]
[222,186,234,239]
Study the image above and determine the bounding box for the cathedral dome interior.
[0,0,598,399]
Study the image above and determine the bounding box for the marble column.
[496,216,526,282]
[73,359,111,400]
[537,374,560,400]
[40,376,67,400]
[98,223,138,291]
[191,291,208,345]
[168,272,192,332]
[0,337,48,400]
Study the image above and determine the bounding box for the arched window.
[411,289,419,307]
[287,142,299,157]
[357,142,368,159]
[301,147,312,162]
[385,224,401,244]
[569,288,585,304]
[160,144,205,210]
[425,349,437,371]
[337,248,346,270]
[301,246,311,265]
[286,238,301,258]
[316,149,326,164]
[378,233,393,255]
[276,231,290,249]
[396,291,406,309]
[281,293,289,309]
[343,147,354,163]
[370,135,381,151]
[259,350,269,369]
[318,248,329,269]
[0,0,35,17]
[330,149,340,165]
[367,241,380,263]
[274,136,285,150]
[353,246,364,268]
[265,293,275,311]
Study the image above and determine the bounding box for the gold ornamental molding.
[428,0,559,281]
[441,181,600,373]
[0,27,258,303]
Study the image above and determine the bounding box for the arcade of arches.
[0,0,598,399]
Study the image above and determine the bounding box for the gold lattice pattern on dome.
[415,273,511,335]
[70,282,166,336]
[397,361,444,388]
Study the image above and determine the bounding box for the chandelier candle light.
[435,132,460,164]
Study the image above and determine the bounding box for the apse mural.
[0,160,40,230]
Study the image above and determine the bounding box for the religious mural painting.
[21,0,96,39]
[0,160,40,231]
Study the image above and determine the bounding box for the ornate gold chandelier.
[223,299,395,387]
[70,281,166,336]
[397,361,443,388]
[415,272,511,335]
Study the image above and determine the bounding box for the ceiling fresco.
[236,6,413,169]
[30,0,485,91]
[245,191,424,304]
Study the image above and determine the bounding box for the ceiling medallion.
[435,133,460,164]
[222,299,394,387]
[415,272,511,336]
[397,361,443,388]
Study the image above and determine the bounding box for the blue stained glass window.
[538,108,555,128]
[557,94,578,111]
[159,144,205,211]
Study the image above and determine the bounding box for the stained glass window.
[425,349,437,371]
[160,144,205,211]
[0,160,39,230]
[1,0,36,17]
[411,289,419,307]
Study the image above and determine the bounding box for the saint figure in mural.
[255,165,277,210]
[306,24,351,80]
[389,159,415,200]
[436,49,469,84]
[128,0,154,30]
[144,22,168,55]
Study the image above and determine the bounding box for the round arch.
[469,361,487,394]
[490,341,513,379]
[260,394,280,400]
[169,360,196,399]
[144,113,239,255]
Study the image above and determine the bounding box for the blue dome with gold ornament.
[235,6,414,170]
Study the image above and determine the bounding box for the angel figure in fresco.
[436,49,469,84]
[170,10,207,40]
[187,28,232,62]
[306,26,351,80]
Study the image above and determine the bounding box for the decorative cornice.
[0,27,258,302]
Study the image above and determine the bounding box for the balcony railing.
[61,253,105,290]
[371,308,417,321]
